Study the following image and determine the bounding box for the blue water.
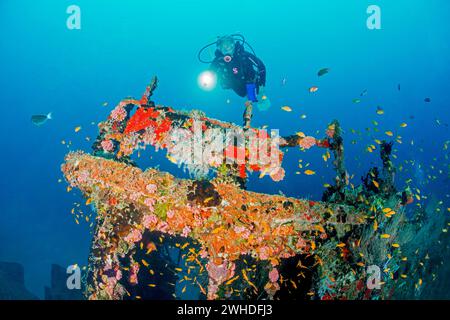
[1,0,449,298]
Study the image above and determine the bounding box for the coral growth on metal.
[62,151,364,299]
[91,77,331,183]
[62,77,446,300]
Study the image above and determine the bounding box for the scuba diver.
[198,34,270,110]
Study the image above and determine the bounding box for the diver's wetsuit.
[210,42,266,100]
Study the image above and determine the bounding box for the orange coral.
[62,152,365,300]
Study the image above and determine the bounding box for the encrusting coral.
[62,151,364,299]
[62,76,448,300]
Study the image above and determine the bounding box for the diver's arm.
[209,58,230,89]
[209,49,224,73]
[256,57,266,87]
[246,53,266,86]
[209,58,220,73]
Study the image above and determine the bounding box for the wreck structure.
[62,77,447,300]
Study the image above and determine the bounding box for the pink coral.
[115,268,122,281]
[129,262,139,285]
[111,106,127,122]
[269,268,279,283]
[124,229,142,244]
[146,184,157,194]
[206,260,236,299]
[76,170,89,184]
[101,140,114,153]
[207,261,235,283]
[269,167,285,182]
[129,192,142,201]
[295,238,307,249]
[233,225,250,239]
[199,249,208,259]
[299,136,316,150]
[167,210,175,219]
[259,246,270,260]
[182,226,191,237]
[103,276,118,297]
[144,198,156,211]
[157,221,169,232]
[142,214,158,228]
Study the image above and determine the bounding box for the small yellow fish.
[372,180,379,188]
[385,210,396,217]
[373,220,378,231]
[203,197,214,204]
[380,234,391,239]
[385,131,393,137]
[166,154,177,164]
[259,167,270,179]
[304,169,316,175]
[226,275,240,285]
[400,123,407,128]
[392,243,400,248]
[336,243,346,248]
[75,126,82,133]
[281,106,292,112]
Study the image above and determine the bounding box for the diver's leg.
[245,83,258,102]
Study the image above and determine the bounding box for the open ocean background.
[0,0,449,298]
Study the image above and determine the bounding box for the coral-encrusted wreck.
[62,77,448,300]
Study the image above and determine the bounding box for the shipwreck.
[62,77,447,300]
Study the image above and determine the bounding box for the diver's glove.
[256,86,271,111]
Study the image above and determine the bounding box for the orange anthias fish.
[146,242,157,254]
